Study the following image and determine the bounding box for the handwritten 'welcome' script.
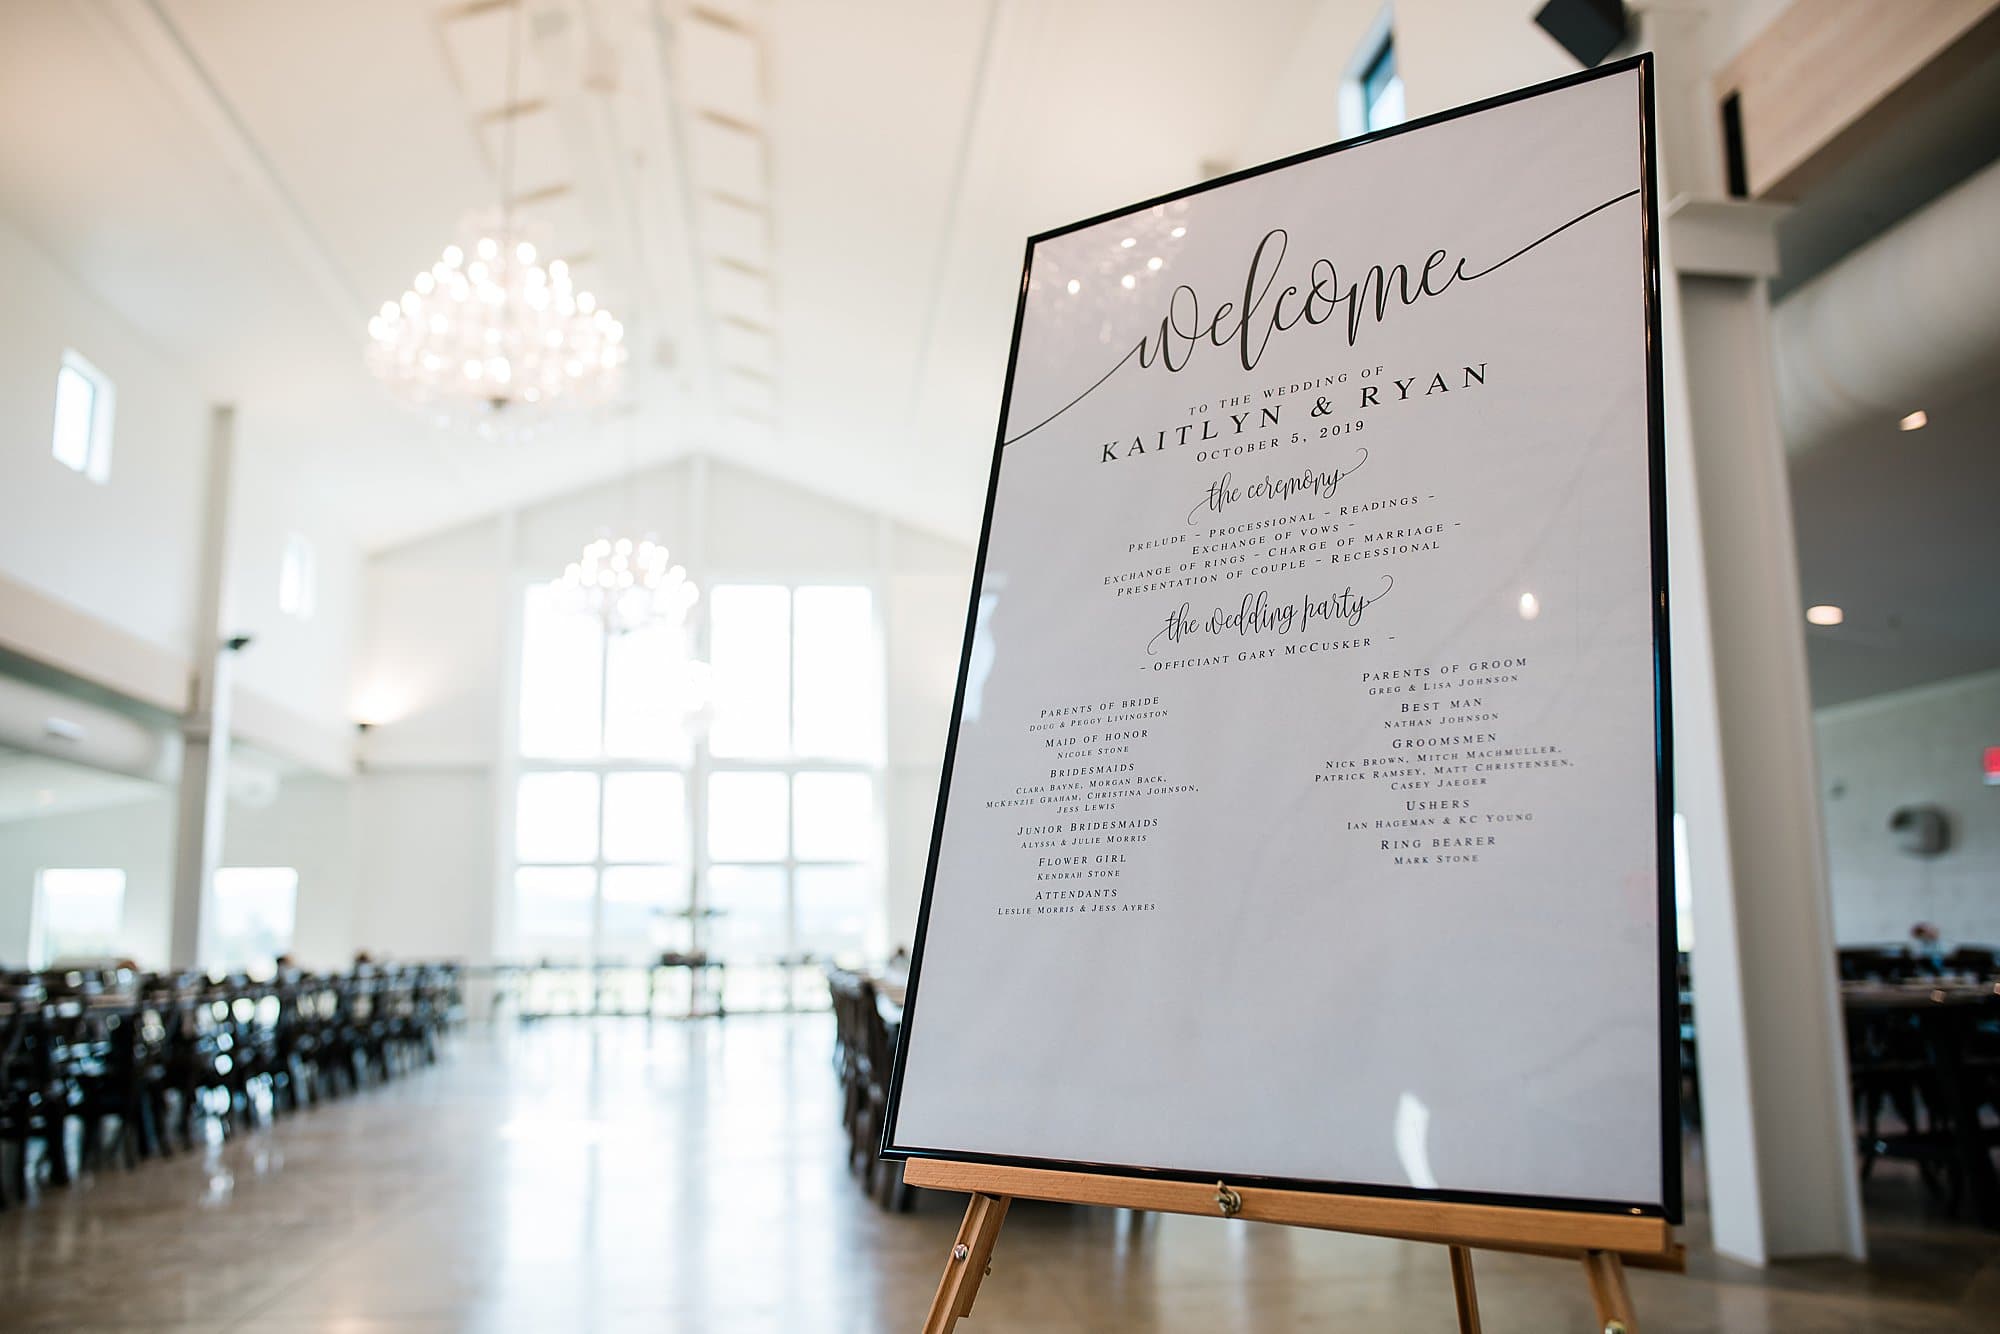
[1005,189,1639,447]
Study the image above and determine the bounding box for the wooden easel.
[909,1159,1683,1334]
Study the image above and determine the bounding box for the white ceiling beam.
[902,0,1006,451]
[88,0,371,331]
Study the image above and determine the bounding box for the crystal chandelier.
[366,215,626,430]
[1031,198,1194,307]
[365,0,626,435]
[553,532,699,635]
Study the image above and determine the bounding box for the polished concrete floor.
[1,1017,1997,1332]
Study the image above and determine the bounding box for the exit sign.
[1987,746,2000,786]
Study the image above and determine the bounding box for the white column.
[1641,4,1865,1263]
[168,405,238,970]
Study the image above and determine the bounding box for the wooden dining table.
[1843,978,2000,1226]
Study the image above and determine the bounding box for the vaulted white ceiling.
[0,0,1327,551]
[6,2,1991,712]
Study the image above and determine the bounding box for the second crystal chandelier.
[555,533,699,636]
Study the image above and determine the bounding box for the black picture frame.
[882,52,1680,1227]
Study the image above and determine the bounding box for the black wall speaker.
[1534,0,1629,68]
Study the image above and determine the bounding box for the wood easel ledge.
[901,1159,1684,1265]
[907,1159,1680,1333]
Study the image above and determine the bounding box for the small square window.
[279,533,316,620]
[211,867,299,979]
[51,350,115,482]
[31,868,125,967]
[1360,34,1405,133]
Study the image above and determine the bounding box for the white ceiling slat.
[477,104,573,202]
[440,4,552,115]
[722,366,778,415]
[715,318,774,372]
[688,115,766,202]
[678,10,763,126]
[511,188,595,260]
[697,193,769,267]
[707,260,773,325]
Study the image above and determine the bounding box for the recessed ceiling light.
[1170,226,1186,238]
[1120,274,1136,290]
[1147,256,1163,271]
[1518,592,1540,620]
[1120,237,1136,249]
[1899,410,1927,431]
[1065,279,1080,295]
[1806,605,1844,626]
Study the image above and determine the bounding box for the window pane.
[708,585,790,757]
[1362,40,1404,133]
[517,771,599,863]
[515,866,595,961]
[603,771,686,863]
[605,619,696,761]
[793,586,882,761]
[793,771,873,861]
[708,771,788,861]
[33,868,125,967]
[795,864,874,966]
[280,533,315,620]
[1367,74,1405,132]
[520,585,603,759]
[211,867,298,979]
[51,364,96,473]
[600,865,686,962]
[708,864,789,1010]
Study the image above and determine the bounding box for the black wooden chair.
[0,977,52,1206]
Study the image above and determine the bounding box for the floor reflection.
[0,1015,1994,1332]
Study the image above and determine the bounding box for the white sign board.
[887,58,1675,1219]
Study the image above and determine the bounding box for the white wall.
[884,533,978,947]
[345,516,510,966]
[0,216,206,662]
[0,774,363,971]
[0,793,174,965]
[223,773,359,969]
[353,518,506,767]
[350,772,495,964]
[226,441,365,741]
[0,211,362,766]
[1816,669,2000,947]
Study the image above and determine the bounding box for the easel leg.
[1582,1250,1638,1333]
[1448,1245,1482,1334]
[922,1192,1010,1334]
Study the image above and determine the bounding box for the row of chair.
[1841,976,2000,1216]
[827,966,910,1211]
[1839,944,2000,983]
[0,962,461,1209]
[1682,947,1999,1213]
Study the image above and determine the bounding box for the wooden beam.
[1450,1245,1483,1333]
[1716,0,2000,199]
[899,1159,1676,1260]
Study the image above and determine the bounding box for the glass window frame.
[29,867,127,968]
[210,866,300,979]
[1359,31,1405,134]
[507,572,887,1012]
[51,348,116,483]
[279,532,317,620]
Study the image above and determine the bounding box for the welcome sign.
[887,57,1676,1220]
